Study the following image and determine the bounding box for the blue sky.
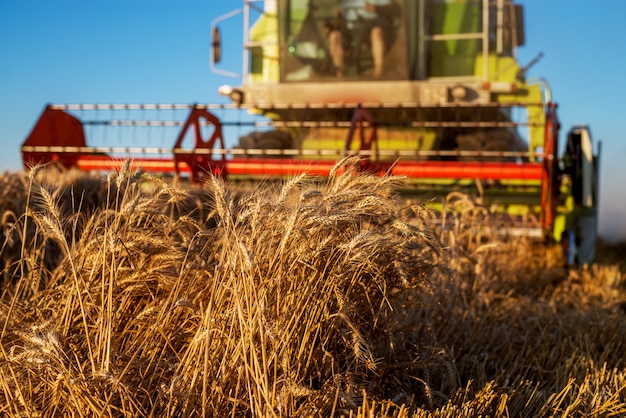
[1,1,625,241]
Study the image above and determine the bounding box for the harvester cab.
[21,0,600,264]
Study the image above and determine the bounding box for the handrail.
[48,101,551,111]
[21,145,546,160]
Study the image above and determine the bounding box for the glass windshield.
[422,0,521,78]
[280,0,408,81]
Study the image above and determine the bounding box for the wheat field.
[0,158,624,417]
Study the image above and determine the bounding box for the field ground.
[0,161,625,417]
[597,239,626,271]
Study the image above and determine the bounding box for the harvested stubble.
[0,158,624,417]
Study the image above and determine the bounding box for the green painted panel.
[429,1,481,77]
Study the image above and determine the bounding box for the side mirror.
[212,26,222,64]
[210,8,242,78]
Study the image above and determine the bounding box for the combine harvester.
[21,0,599,264]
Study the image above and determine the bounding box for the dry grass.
[0,158,624,417]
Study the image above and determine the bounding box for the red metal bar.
[172,104,227,182]
[226,158,341,177]
[391,161,543,180]
[29,152,546,183]
[75,155,191,173]
[182,157,543,181]
[540,102,560,234]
